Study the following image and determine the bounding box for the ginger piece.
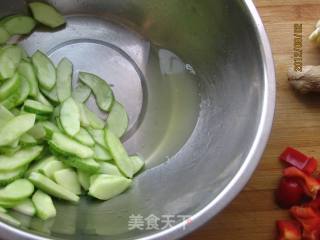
[288,66,320,93]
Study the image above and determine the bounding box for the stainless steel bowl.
[0,0,275,239]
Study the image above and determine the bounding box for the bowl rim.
[0,1,275,240]
[144,0,276,239]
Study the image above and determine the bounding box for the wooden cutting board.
[185,1,320,239]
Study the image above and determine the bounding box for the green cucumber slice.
[0,211,21,226]
[105,129,133,178]
[0,89,21,110]
[0,179,34,201]
[24,99,53,115]
[53,168,81,195]
[77,170,91,191]
[36,92,52,107]
[72,83,91,103]
[94,144,112,161]
[87,128,108,148]
[40,84,59,104]
[56,58,72,103]
[15,76,29,107]
[130,156,144,175]
[81,104,104,129]
[60,97,80,136]
[20,134,37,146]
[32,190,56,220]
[77,102,90,127]
[0,45,22,79]
[10,108,20,116]
[99,162,122,176]
[2,15,36,35]
[0,27,9,45]
[29,172,79,203]
[25,156,57,176]
[39,160,66,179]
[62,157,100,174]
[0,104,13,125]
[0,165,27,185]
[0,145,21,156]
[0,146,43,171]
[0,199,21,208]
[18,60,39,97]
[49,132,94,158]
[0,113,35,146]
[29,2,65,28]
[28,122,46,141]
[13,198,36,216]
[32,50,56,90]
[0,73,20,101]
[42,121,60,137]
[74,128,94,147]
[106,101,128,138]
[79,72,114,112]
[89,174,131,200]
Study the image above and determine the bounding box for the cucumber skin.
[62,157,100,174]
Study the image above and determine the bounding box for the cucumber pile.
[0,2,144,225]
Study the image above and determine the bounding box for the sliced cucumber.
[49,132,94,159]
[130,156,144,175]
[0,27,10,45]
[18,60,39,97]
[0,73,20,101]
[62,157,100,174]
[105,129,133,178]
[87,128,107,148]
[0,145,21,156]
[0,146,43,171]
[81,104,104,129]
[20,134,37,146]
[60,97,80,136]
[10,108,20,116]
[32,190,56,220]
[29,172,79,203]
[25,156,57,176]
[0,211,21,226]
[36,92,52,107]
[0,165,27,185]
[0,179,34,201]
[15,76,29,107]
[0,113,35,146]
[79,72,114,112]
[106,101,128,138]
[77,102,90,127]
[42,121,60,137]
[0,87,21,110]
[89,174,131,200]
[56,58,72,103]
[32,50,56,90]
[53,168,81,195]
[74,128,94,147]
[0,45,22,79]
[0,199,21,208]
[28,122,46,141]
[0,104,14,125]
[40,84,59,104]
[13,198,36,216]
[24,99,53,115]
[29,2,65,28]
[2,15,36,35]
[94,144,112,161]
[72,83,91,103]
[39,160,66,179]
[99,162,122,176]
[77,170,91,191]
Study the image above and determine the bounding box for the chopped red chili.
[276,220,302,240]
[276,177,305,209]
[280,147,318,175]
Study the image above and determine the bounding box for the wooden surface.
[185,1,320,239]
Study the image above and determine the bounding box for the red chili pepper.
[276,220,302,240]
[280,147,318,175]
[276,177,305,209]
[283,167,320,199]
[290,206,320,233]
[302,229,320,240]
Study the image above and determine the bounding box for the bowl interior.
[0,0,270,239]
